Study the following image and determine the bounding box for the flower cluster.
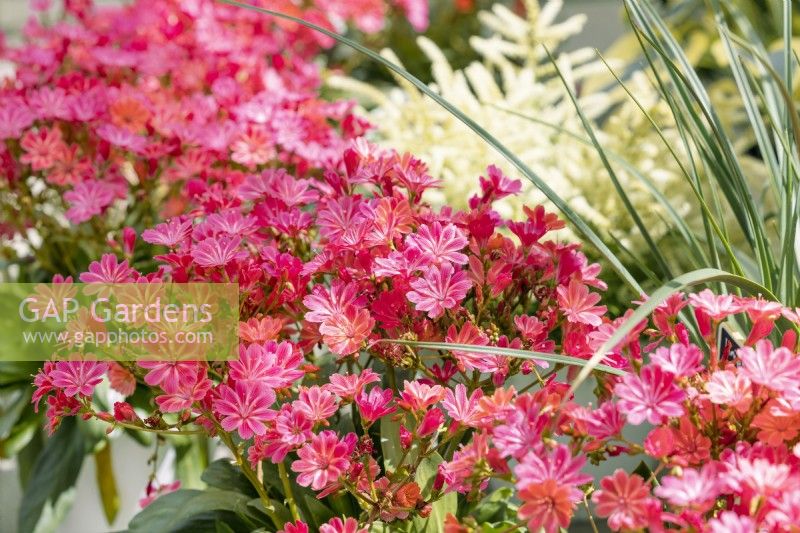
[31,140,618,530]
[0,0,425,277]
[589,291,800,531]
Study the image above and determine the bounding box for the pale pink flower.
[214,382,277,440]
[292,430,352,491]
[739,340,800,392]
[688,288,743,320]
[49,360,107,397]
[556,279,607,327]
[231,125,275,168]
[406,263,472,319]
[442,384,483,427]
[405,221,469,266]
[708,512,756,533]
[293,386,339,423]
[650,343,703,378]
[324,369,381,400]
[592,470,656,531]
[615,365,686,425]
[96,123,147,152]
[397,380,445,411]
[704,370,752,412]
[654,464,720,510]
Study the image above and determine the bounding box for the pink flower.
[405,221,469,266]
[704,370,752,412]
[324,369,381,400]
[138,360,198,394]
[291,430,352,490]
[293,386,339,423]
[304,282,361,324]
[155,372,213,413]
[318,306,374,356]
[96,123,147,152]
[319,517,366,533]
[49,360,108,397]
[688,289,743,320]
[277,520,309,533]
[739,339,800,392]
[79,254,135,284]
[191,237,246,268]
[64,180,117,223]
[214,382,277,440]
[397,380,445,412]
[615,365,686,425]
[654,464,720,511]
[650,343,703,378]
[442,384,483,427]
[355,386,395,425]
[417,407,444,437]
[592,470,655,531]
[708,512,756,533]
[556,279,607,327]
[0,99,35,140]
[20,127,66,170]
[230,341,304,389]
[231,125,275,168]
[406,263,472,319]
[477,164,522,202]
[142,218,192,248]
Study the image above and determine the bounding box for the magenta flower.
[214,382,277,440]
[49,361,108,397]
[79,254,135,284]
[319,517,366,533]
[0,98,35,140]
[355,386,395,425]
[291,430,352,490]
[406,263,472,319]
[64,180,117,224]
[557,279,607,327]
[405,221,469,266]
[615,365,686,425]
[739,339,800,392]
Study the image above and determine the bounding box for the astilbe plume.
[32,140,621,530]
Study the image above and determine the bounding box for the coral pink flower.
[406,263,472,319]
[739,340,800,392]
[650,343,703,378]
[230,341,304,389]
[615,365,686,425]
[442,384,484,427]
[405,221,469,266]
[191,236,246,268]
[517,480,574,533]
[355,386,395,425]
[324,369,381,400]
[49,360,108,397]
[704,370,752,412]
[141,218,192,248]
[231,125,274,168]
[556,279,606,327]
[291,430,352,490]
[319,306,374,356]
[214,382,276,440]
[514,445,592,502]
[751,402,800,446]
[319,517,366,533]
[108,363,136,396]
[20,126,66,170]
[64,180,117,224]
[397,380,445,412]
[593,470,655,531]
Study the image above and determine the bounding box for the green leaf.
[126,489,254,532]
[569,268,779,393]
[94,440,120,525]
[384,340,626,376]
[175,436,209,490]
[471,487,516,524]
[413,453,456,533]
[0,386,31,440]
[201,459,257,497]
[18,417,87,533]
[380,414,405,473]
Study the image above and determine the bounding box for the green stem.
[278,461,301,522]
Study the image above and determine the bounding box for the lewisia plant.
[0,0,423,280]
[32,142,623,531]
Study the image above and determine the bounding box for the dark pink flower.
[615,365,686,425]
[291,430,352,490]
[49,360,107,397]
[214,382,277,440]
